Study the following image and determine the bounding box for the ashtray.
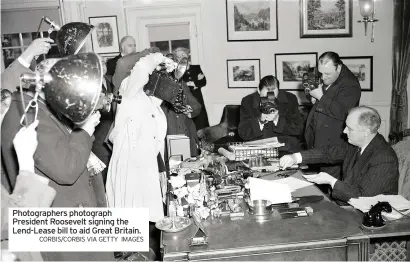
[155,216,192,233]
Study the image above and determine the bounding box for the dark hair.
[349,105,381,134]
[1,89,12,102]
[258,75,279,91]
[319,51,343,67]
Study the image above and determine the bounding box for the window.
[148,23,190,55]
[1,31,59,69]
[150,39,190,55]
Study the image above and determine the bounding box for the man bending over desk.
[280,105,399,203]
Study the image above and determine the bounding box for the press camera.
[302,67,322,94]
[260,92,279,114]
[144,55,192,114]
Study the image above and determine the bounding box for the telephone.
[362,201,392,228]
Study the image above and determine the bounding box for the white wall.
[60,0,396,138]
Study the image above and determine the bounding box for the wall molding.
[1,0,59,10]
[123,0,201,8]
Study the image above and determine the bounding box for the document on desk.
[242,137,284,148]
[273,177,313,192]
[248,177,292,204]
[348,194,410,212]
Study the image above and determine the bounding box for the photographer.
[238,75,304,153]
[1,39,113,261]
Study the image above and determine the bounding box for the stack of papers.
[242,137,285,148]
[348,194,410,213]
[248,177,292,204]
[274,177,313,192]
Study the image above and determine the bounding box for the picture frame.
[89,16,120,54]
[299,0,352,38]
[274,52,318,91]
[340,56,373,92]
[226,0,278,42]
[227,59,261,88]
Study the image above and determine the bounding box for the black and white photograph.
[89,16,120,54]
[300,0,352,38]
[275,52,318,90]
[227,59,260,88]
[341,56,373,91]
[226,0,278,41]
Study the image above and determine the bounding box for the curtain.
[390,0,410,136]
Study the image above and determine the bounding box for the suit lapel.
[347,135,381,176]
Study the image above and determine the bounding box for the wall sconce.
[358,0,378,42]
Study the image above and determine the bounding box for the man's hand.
[13,120,39,173]
[260,110,278,123]
[20,38,54,64]
[162,57,176,72]
[197,73,205,80]
[304,172,337,186]
[77,111,101,136]
[186,81,197,89]
[279,154,298,169]
[308,84,323,100]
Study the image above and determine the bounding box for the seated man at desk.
[238,75,304,153]
[280,105,399,203]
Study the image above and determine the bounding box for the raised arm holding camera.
[304,51,361,180]
[238,75,304,153]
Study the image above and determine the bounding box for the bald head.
[120,36,136,55]
[349,106,381,134]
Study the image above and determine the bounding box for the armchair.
[197,105,242,152]
[390,128,410,201]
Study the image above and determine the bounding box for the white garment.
[106,53,167,222]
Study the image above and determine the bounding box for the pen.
[280,211,308,219]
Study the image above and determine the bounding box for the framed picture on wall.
[226,0,278,41]
[227,59,260,88]
[89,16,120,54]
[275,52,318,91]
[340,56,373,91]
[299,0,352,38]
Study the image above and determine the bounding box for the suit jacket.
[182,64,209,130]
[161,82,202,157]
[238,90,304,153]
[106,54,121,77]
[2,92,113,261]
[1,59,31,92]
[305,64,361,149]
[92,76,115,160]
[301,134,399,202]
[1,171,56,262]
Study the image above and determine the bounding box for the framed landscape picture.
[299,0,352,38]
[89,16,120,54]
[275,52,318,91]
[340,56,373,91]
[227,59,261,88]
[226,0,278,41]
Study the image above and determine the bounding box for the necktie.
[262,121,274,137]
[353,148,361,166]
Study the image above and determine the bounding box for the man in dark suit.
[174,47,210,131]
[1,41,113,261]
[92,56,115,185]
[238,75,304,153]
[106,36,136,76]
[305,51,361,180]
[280,106,399,203]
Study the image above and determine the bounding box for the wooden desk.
[161,171,366,261]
